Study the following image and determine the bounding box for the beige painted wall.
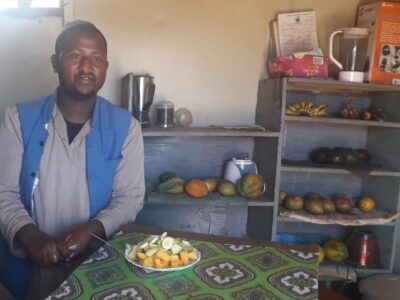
[0,0,360,125]
[0,16,62,114]
[66,0,360,126]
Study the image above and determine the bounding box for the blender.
[329,28,370,82]
[121,73,155,127]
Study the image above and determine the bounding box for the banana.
[286,101,328,117]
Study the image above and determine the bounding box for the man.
[0,21,145,299]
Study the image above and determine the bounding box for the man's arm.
[65,117,145,255]
[0,107,69,265]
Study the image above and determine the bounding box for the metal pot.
[346,228,380,268]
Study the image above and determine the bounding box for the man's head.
[51,21,109,101]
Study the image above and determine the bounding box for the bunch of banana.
[339,101,358,119]
[286,101,328,117]
[309,104,328,117]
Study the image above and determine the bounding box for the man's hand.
[64,220,105,259]
[16,224,70,266]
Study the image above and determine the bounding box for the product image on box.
[379,44,400,73]
[357,1,400,85]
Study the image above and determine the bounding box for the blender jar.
[329,28,370,82]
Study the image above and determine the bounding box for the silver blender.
[121,73,155,127]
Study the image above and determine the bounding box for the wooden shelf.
[281,162,400,177]
[145,192,273,207]
[286,78,400,94]
[285,115,400,128]
[142,127,279,137]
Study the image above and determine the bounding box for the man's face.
[53,31,108,101]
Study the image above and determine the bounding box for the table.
[45,224,319,300]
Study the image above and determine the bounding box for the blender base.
[339,71,364,82]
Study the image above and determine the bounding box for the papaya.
[323,240,349,262]
[157,177,185,194]
[185,179,208,198]
[236,173,265,199]
[241,174,264,194]
[159,171,177,182]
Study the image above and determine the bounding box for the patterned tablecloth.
[46,232,319,300]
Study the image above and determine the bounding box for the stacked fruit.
[280,192,376,214]
[285,100,386,122]
[156,172,265,199]
[285,101,328,117]
[339,102,385,121]
[310,147,371,166]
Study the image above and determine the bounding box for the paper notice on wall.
[277,11,319,56]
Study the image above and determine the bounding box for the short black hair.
[54,20,107,57]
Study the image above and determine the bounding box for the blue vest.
[0,91,131,300]
[16,90,132,218]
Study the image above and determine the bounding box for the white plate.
[125,249,201,273]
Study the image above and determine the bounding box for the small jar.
[156,101,175,128]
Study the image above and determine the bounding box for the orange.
[358,197,375,213]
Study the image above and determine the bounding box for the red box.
[268,54,329,78]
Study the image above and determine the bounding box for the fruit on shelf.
[362,110,372,120]
[323,240,349,263]
[310,147,332,164]
[355,149,371,164]
[279,191,288,205]
[284,195,304,210]
[236,174,265,199]
[317,244,325,264]
[157,177,185,194]
[357,197,376,213]
[342,148,360,166]
[203,178,218,192]
[217,180,237,196]
[310,147,371,166]
[332,194,353,214]
[329,149,346,165]
[185,179,209,198]
[339,101,359,119]
[305,198,324,215]
[285,101,328,117]
[366,106,385,122]
[321,197,336,214]
[305,192,322,201]
[159,171,177,182]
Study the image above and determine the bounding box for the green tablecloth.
[46,232,318,300]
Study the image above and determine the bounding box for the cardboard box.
[357,1,400,85]
[267,53,329,79]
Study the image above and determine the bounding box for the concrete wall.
[1,0,360,125]
[0,16,62,114]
